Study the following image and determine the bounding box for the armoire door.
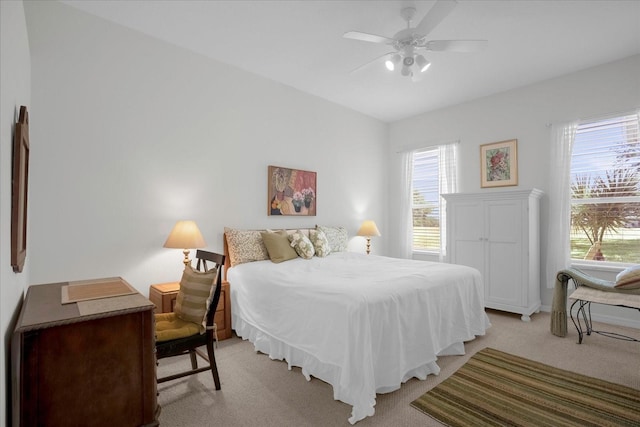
[449,200,484,275]
[484,199,523,308]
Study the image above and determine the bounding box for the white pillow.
[615,265,640,290]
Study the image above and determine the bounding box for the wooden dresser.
[149,281,232,340]
[12,278,158,427]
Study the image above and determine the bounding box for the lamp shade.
[357,220,381,237]
[163,220,206,249]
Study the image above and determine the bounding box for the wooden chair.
[155,250,225,389]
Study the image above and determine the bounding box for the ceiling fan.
[344,0,487,80]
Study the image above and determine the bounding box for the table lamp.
[163,220,206,266]
[357,220,381,255]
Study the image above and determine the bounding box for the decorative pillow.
[225,227,269,267]
[289,230,315,259]
[261,230,298,263]
[309,229,331,257]
[615,265,640,290]
[317,225,348,252]
[174,264,217,333]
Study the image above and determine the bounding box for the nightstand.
[149,282,180,314]
[149,281,232,340]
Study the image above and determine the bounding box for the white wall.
[1,1,31,424]
[389,54,640,326]
[23,1,388,294]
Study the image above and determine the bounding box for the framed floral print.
[480,139,518,188]
[268,165,317,216]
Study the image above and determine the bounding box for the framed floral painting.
[480,139,518,188]
[268,165,317,216]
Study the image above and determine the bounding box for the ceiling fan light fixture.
[345,1,488,81]
[384,59,395,71]
[416,55,431,73]
[385,54,401,71]
[402,56,415,67]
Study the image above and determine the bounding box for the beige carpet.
[156,310,640,426]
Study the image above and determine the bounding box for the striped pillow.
[174,265,217,333]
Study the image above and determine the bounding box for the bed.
[224,227,490,424]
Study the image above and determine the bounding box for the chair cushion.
[261,230,298,263]
[175,264,217,333]
[155,312,200,342]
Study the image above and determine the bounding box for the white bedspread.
[228,252,490,424]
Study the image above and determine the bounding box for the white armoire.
[442,189,543,321]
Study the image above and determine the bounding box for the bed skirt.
[233,314,457,424]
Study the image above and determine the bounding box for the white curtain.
[438,143,458,261]
[398,142,458,259]
[397,151,414,259]
[545,121,578,288]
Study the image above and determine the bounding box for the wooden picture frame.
[268,165,317,216]
[12,106,30,273]
[480,139,518,188]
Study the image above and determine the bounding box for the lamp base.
[182,249,191,267]
[365,237,371,255]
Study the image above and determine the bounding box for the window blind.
[411,143,458,253]
[412,148,440,251]
[570,112,640,263]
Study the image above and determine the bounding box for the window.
[411,144,457,253]
[570,113,640,264]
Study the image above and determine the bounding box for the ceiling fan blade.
[415,0,458,37]
[423,40,488,52]
[350,51,396,74]
[343,31,395,45]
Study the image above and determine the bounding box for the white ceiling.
[60,0,640,123]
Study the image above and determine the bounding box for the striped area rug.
[411,347,640,427]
